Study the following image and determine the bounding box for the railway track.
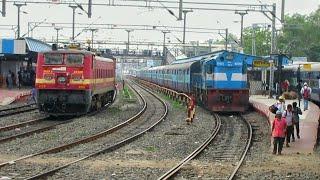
[0,81,168,179]
[0,117,71,144]
[0,103,37,118]
[159,114,252,180]
[0,91,117,144]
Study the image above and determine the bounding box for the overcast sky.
[0,0,319,49]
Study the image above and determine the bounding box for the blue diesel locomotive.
[137,50,259,112]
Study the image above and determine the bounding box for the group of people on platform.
[5,68,35,89]
[271,82,311,155]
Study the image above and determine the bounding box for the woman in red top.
[272,110,287,155]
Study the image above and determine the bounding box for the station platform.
[0,88,31,106]
[250,95,320,154]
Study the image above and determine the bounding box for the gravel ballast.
[0,87,141,161]
[47,85,216,179]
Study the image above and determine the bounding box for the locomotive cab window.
[66,54,84,65]
[206,64,213,74]
[44,54,63,65]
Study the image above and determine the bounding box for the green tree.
[243,27,271,56]
[278,8,320,61]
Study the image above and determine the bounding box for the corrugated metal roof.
[24,37,51,52]
[171,50,225,65]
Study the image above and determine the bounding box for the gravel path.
[0,87,141,162]
[46,86,216,179]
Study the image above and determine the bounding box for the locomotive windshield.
[66,54,84,65]
[44,54,63,64]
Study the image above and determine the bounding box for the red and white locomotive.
[35,49,116,116]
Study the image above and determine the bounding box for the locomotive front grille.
[37,90,91,115]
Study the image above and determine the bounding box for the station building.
[0,37,51,87]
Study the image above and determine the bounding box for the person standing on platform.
[300,82,311,111]
[7,70,13,89]
[18,68,23,89]
[292,102,302,139]
[283,104,294,147]
[276,96,286,113]
[10,70,16,87]
[272,110,287,155]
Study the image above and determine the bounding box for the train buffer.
[250,95,320,154]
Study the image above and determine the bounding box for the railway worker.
[283,104,294,147]
[186,96,195,124]
[300,82,312,111]
[272,110,287,155]
[292,102,302,139]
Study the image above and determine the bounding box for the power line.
[27,21,226,32]
[5,0,273,12]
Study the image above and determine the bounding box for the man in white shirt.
[283,104,294,147]
[300,82,312,111]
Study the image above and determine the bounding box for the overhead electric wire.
[120,0,272,7]
[27,21,225,32]
[5,0,273,12]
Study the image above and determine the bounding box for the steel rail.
[0,120,71,143]
[25,80,168,180]
[0,105,37,118]
[0,82,145,168]
[0,89,116,143]
[158,113,222,180]
[228,114,253,180]
[0,103,35,112]
[0,117,47,132]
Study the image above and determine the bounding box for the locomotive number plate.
[219,95,232,104]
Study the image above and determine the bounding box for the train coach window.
[66,54,84,65]
[44,53,63,64]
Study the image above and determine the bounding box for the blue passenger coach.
[137,50,260,112]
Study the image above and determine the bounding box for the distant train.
[35,49,116,116]
[282,63,320,103]
[136,50,259,112]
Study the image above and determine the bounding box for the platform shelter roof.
[24,37,51,53]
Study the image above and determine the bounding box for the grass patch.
[159,94,184,110]
[120,85,136,103]
[145,146,158,152]
[108,107,122,113]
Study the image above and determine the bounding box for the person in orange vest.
[186,96,195,124]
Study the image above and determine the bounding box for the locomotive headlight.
[58,76,66,83]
